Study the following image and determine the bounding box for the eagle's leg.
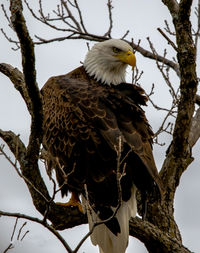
[56,192,83,213]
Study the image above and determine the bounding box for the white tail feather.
[82,186,137,253]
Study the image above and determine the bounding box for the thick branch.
[1,1,86,233]
[162,0,179,18]
[179,0,193,18]
[189,107,200,147]
[160,0,198,195]
[10,0,43,160]
[0,129,26,162]
[129,217,192,253]
[0,129,87,230]
[0,63,31,112]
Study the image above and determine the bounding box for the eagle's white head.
[83,39,136,85]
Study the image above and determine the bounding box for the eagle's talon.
[56,192,83,213]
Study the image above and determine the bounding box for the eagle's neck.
[83,50,127,85]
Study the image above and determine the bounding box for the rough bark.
[129,217,191,253]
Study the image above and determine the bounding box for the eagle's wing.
[41,67,164,241]
[42,69,162,202]
[110,83,163,198]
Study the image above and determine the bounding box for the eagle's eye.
[112,47,122,53]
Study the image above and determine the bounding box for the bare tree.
[0,0,200,252]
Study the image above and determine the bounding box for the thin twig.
[0,210,73,253]
[132,66,144,84]
[42,178,57,223]
[20,230,29,241]
[157,27,178,51]
[17,222,27,240]
[24,0,74,32]
[147,37,178,101]
[121,30,130,40]
[34,33,76,44]
[74,0,88,33]
[61,0,82,32]
[104,0,113,37]
[11,218,19,241]
[3,244,14,253]
[53,4,77,30]
[164,20,176,35]
[153,105,176,139]
[3,218,29,252]
[1,4,12,28]
[0,28,20,50]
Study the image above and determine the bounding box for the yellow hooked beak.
[116,50,136,70]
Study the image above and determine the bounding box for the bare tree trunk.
[129,1,198,252]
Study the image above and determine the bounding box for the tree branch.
[0,210,73,253]
[0,63,32,112]
[0,128,87,230]
[129,217,192,253]
[179,0,193,17]
[189,107,200,147]
[73,0,88,33]
[130,40,180,77]
[20,1,181,76]
[160,0,198,195]
[161,0,179,18]
[10,0,43,160]
[0,130,26,163]
[104,0,113,37]
[61,0,82,32]
[33,31,180,77]
[157,27,178,51]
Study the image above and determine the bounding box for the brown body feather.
[41,66,162,234]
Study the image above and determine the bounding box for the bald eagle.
[41,39,163,253]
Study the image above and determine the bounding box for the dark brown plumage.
[41,65,162,221]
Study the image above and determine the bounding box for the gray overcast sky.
[0,0,200,252]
